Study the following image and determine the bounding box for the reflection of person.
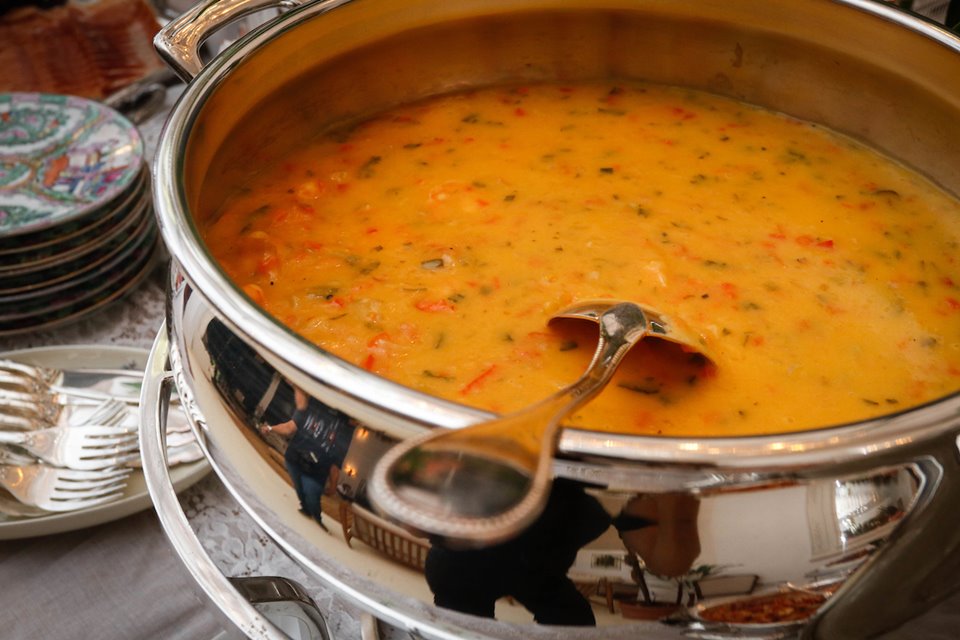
[424,478,611,626]
[613,493,701,580]
[260,386,354,531]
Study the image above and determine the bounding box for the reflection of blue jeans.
[285,460,326,519]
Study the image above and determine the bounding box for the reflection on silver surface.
[160,280,954,639]
[833,470,918,548]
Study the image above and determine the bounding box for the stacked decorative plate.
[0,92,158,336]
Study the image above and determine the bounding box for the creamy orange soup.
[203,82,960,436]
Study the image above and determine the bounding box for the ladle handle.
[154,0,302,81]
[462,312,646,473]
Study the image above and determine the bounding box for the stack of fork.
[0,358,202,516]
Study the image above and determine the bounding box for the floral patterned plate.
[0,184,149,275]
[0,92,144,238]
[0,234,160,336]
[0,198,150,297]
[0,213,156,307]
[0,166,146,257]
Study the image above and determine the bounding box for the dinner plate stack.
[0,92,159,336]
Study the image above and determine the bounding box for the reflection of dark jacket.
[203,318,278,417]
[285,398,354,476]
[425,478,611,625]
[517,478,612,572]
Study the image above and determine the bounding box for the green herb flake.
[358,155,382,178]
[618,379,661,395]
[784,149,808,163]
[358,261,380,275]
[308,286,339,300]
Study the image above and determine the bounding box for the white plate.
[0,344,210,540]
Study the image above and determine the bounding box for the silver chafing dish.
[141,1,960,638]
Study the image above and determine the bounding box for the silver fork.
[0,359,142,403]
[0,358,142,383]
[0,390,102,428]
[0,464,130,511]
[0,424,138,470]
[0,490,48,517]
[0,449,48,517]
[87,399,130,428]
[0,395,127,431]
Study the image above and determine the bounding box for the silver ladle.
[368,299,711,547]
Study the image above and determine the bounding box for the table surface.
[2,46,960,640]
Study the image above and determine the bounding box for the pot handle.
[139,325,331,639]
[154,0,303,81]
[229,577,333,639]
[806,442,960,639]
